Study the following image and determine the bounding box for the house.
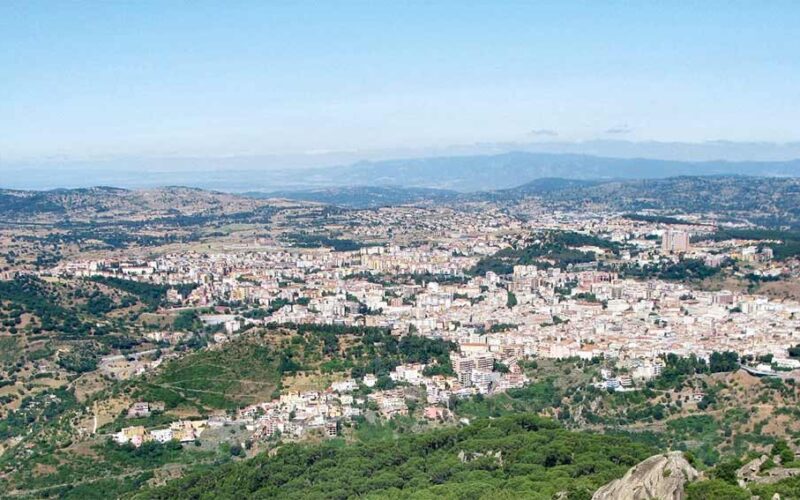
[150,428,174,443]
[114,426,146,446]
[170,420,206,442]
[331,379,358,393]
[127,402,151,418]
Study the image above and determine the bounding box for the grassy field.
[136,338,282,411]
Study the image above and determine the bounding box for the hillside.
[524,176,800,228]
[135,415,654,499]
[0,187,312,273]
[6,327,800,498]
[265,175,800,228]
[251,185,459,209]
[0,186,282,223]
[5,175,800,227]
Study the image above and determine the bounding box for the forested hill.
[519,176,800,228]
[134,415,654,499]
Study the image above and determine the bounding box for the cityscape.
[3,1,800,499]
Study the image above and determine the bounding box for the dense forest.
[135,414,654,499]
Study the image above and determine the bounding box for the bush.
[686,479,750,500]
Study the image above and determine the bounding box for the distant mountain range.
[4,150,800,192]
[293,152,800,192]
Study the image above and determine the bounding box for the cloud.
[528,129,559,137]
[605,124,633,135]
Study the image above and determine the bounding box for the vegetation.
[622,213,690,225]
[137,415,654,499]
[1,341,795,498]
[472,230,619,275]
[89,276,198,310]
[704,228,800,260]
[57,345,99,373]
[621,259,722,282]
[0,276,92,336]
[0,387,79,440]
[133,325,456,411]
[284,232,367,252]
[686,479,751,500]
[135,337,281,410]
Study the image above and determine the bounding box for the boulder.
[592,452,699,500]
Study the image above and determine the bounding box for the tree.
[772,440,795,465]
[685,479,749,499]
[493,360,510,373]
[506,291,518,308]
[709,351,739,373]
[712,457,743,485]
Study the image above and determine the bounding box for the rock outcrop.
[592,452,699,500]
[737,455,800,488]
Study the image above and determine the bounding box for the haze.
[2,1,800,175]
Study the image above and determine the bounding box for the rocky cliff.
[592,451,699,500]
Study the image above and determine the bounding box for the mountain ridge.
[4,151,800,191]
[4,174,800,227]
[298,151,800,191]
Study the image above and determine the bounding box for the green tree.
[686,479,749,500]
[506,291,518,308]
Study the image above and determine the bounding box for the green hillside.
[134,415,654,500]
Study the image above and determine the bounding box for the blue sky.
[2,1,799,162]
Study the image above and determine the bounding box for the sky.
[2,1,800,164]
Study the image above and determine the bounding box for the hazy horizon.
[3,142,800,192]
[3,1,800,170]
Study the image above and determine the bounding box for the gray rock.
[592,452,699,500]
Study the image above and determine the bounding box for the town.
[41,208,800,448]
